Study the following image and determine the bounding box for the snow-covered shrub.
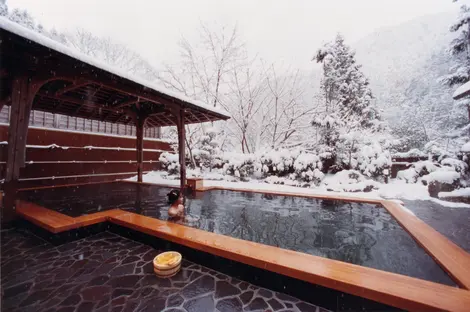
[292,152,324,185]
[259,149,297,176]
[336,133,391,179]
[422,170,461,185]
[193,127,221,169]
[159,152,180,175]
[258,149,325,185]
[423,171,462,198]
[355,142,391,178]
[321,170,380,192]
[221,152,257,181]
[393,148,427,160]
[264,176,306,187]
[440,157,468,174]
[397,161,439,183]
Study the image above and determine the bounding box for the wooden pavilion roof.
[0,18,230,128]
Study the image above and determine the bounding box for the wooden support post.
[3,76,35,222]
[176,108,186,193]
[136,114,147,183]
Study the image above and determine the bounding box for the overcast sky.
[6,0,464,69]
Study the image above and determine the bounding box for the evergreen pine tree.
[441,2,470,86]
[313,34,383,147]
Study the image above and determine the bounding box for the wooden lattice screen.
[0,106,161,138]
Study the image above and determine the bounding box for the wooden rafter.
[114,98,139,109]
[55,80,91,96]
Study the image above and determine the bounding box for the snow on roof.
[0,17,230,119]
[453,80,470,100]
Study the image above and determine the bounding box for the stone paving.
[1,228,329,312]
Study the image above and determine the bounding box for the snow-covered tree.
[0,0,8,17]
[194,127,221,169]
[439,0,470,141]
[313,34,384,147]
[260,64,315,149]
[441,2,470,86]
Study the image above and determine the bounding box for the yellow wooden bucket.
[153,251,182,278]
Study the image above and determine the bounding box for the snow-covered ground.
[127,170,470,208]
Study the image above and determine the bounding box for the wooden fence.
[0,124,173,188]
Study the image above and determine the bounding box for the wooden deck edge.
[122,181,385,204]
[15,201,127,232]
[109,212,470,312]
[381,199,470,289]
[16,200,77,233]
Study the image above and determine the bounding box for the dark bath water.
[20,182,456,286]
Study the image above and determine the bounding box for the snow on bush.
[259,149,297,176]
[393,148,427,159]
[193,127,221,169]
[335,133,391,179]
[397,161,439,183]
[422,171,461,184]
[356,142,391,178]
[440,157,468,173]
[462,142,470,153]
[221,152,257,180]
[321,170,380,192]
[159,152,180,175]
[439,187,470,198]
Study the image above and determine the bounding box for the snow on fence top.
[453,80,470,100]
[0,17,230,120]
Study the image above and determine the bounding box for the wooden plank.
[18,162,157,179]
[16,200,77,233]
[0,145,164,162]
[381,200,470,289]
[75,209,127,227]
[0,124,172,150]
[109,212,470,312]
[18,180,120,191]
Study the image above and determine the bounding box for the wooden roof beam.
[114,98,139,109]
[55,80,91,96]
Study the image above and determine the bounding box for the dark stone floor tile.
[240,290,255,305]
[81,285,112,301]
[88,274,110,286]
[181,275,215,299]
[216,297,243,312]
[268,298,285,311]
[183,294,215,312]
[19,290,51,307]
[109,263,135,276]
[140,298,166,312]
[1,229,327,312]
[109,275,142,288]
[166,294,184,308]
[215,280,241,298]
[238,281,249,291]
[77,301,96,312]
[59,294,81,306]
[2,281,33,298]
[259,288,273,299]
[245,297,269,311]
[112,288,134,298]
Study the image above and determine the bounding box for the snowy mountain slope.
[353,11,457,117]
[302,10,467,150]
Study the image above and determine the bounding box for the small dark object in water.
[167,190,180,204]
